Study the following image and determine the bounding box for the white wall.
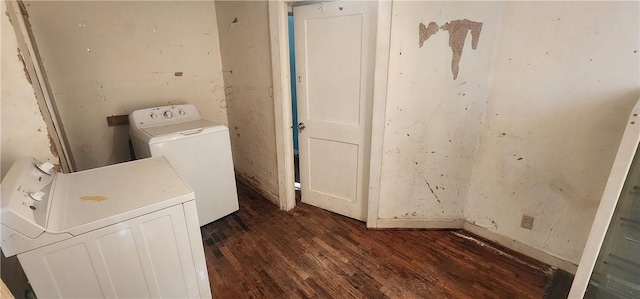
[1,1,59,178]
[465,2,640,264]
[215,1,279,202]
[377,2,503,220]
[23,1,228,170]
[373,1,639,266]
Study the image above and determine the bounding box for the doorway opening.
[288,12,301,193]
[270,1,391,225]
[282,1,378,221]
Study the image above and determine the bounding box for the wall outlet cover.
[521,214,534,230]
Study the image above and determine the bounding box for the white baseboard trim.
[463,222,578,274]
[374,218,464,229]
[369,218,577,273]
[235,172,280,206]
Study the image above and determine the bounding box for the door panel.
[308,138,359,202]
[295,2,376,221]
[306,14,363,125]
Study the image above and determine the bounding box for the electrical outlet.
[521,214,534,230]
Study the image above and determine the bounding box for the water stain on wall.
[548,177,577,202]
[418,19,483,80]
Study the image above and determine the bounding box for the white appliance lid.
[142,119,228,137]
[46,156,194,236]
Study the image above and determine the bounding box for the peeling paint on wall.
[47,131,59,158]
[379,1,502,222]
[417,19,483,80]
[441,19,482,80]
[418,22,439,47]
[2,0,60,178]
[19,45,61,162]
[16,48,32,84]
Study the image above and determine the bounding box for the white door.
[294,2,377,221]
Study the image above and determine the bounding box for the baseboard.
[462,222,578,274]
[235,172,280,206]
[373,218,464,229]
[370,218,577,273]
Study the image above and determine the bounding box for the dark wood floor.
[201,182,556,298]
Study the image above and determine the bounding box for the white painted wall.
[215,1,279,202]
[377,2,503,220]
[23,1,228,170]
[373,1,639,266]
[465,2,640,264]
[1,1,58,179]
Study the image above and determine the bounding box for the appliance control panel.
[0,157,56,238]
[130,104,202,129]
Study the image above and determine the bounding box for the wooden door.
[294,1,377,221]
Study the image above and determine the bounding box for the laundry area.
[1,1,639,298]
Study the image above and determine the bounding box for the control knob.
[29,191,46,202]
[150,113,158,119]
[163,110,173,119]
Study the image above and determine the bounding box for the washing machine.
[129,104,239,226]
[0,156,211,298]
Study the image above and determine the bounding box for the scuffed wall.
[466,2,640,264]
[23,1,228,170]
[377,2,503,219]
[1,1,58,178]
[215,1,279,202]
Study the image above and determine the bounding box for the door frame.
[6,0,76,172]
[267,0,392,226]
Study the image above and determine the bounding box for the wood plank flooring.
[200,182,555,298]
